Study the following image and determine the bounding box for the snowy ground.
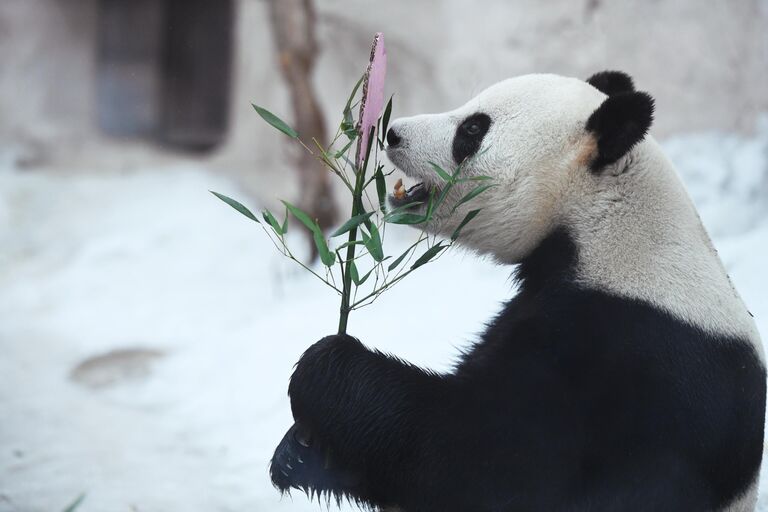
[1,122,767,512]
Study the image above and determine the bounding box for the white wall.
[1,0,766,201]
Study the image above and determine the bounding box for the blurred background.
[1,1,767,511]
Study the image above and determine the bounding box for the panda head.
[385,71,654,265]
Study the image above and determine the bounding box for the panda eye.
[464,122,481,135]
[453,113,491,164]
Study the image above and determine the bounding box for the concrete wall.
[0,0,98,167]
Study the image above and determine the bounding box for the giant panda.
[270,71,766,512]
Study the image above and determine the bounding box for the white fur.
[387,74,764,510]
[386,74,761,357]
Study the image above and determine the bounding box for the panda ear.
[586,70,635,96]
[585,91,655,171]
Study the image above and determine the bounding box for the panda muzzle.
[390,179,431,208]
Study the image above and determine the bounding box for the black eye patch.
[452,113,491,164]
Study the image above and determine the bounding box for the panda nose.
[386,127,402,147]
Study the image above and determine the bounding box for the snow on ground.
[0,122,767,512]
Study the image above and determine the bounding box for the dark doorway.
[97,0,233,152]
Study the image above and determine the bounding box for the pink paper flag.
[356,32,387,168]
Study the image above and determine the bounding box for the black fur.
[452,113,491,164]
[586,70,635,96]
[272,229,765,511]
[586,91,655,171]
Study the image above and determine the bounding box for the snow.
[1,121,767,512]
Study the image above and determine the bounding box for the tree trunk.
[266,0,336,260]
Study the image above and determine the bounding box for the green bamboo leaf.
[331,211,375,237]
[452,160,466,178]
[381,95,393,142]
[356,267,374,285]
[348,260,360,284]
[411,244,446,269]
[451,209,481,241]
[428,161,452,182]
[364,223,384,262]
[281,205,289,234]
[337,240,365,250]
[374,166,387,213]
[349,260,374,286]
[457,175,493,182]
[432,182,455,211]
[252,104,298,138]
[358,125,376,173]
[334,138,354,158]
[344,74,365,114]
[425,187,439,220]
[282,200,322,235]
[385,200,423,215]
[388,245,414,271]
[342,113,357,140]
[313,231,335,266]
[262,209,284,235]
[384,212,426,225]
[341,75,365,141]
[453,184,497,212]
[453,146,492,178]
[210,191,260,223]
[62,493,86,512]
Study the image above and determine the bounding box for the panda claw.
[270,423,364,496]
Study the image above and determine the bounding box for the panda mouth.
[388,180,433,209]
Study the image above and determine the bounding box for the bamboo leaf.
[382,201,425,224]
[425,187,438,220]
[351,263,374,286]
[334,138,355,158]
[428,161,452,182]
[411,244,446,269]
[282,200,322,236]
[252,104,298,138]
[281,205,289,234]
[357,124,376,172]
[381,95,393,142]
[386,212,427,224]
[62,493,86,512]
[262,209,284,235]
[313,231,336,266]
[342,114,357,140]
[451,209,481,241]
[374,166,387,213]
[210,191,260,223]
[331,211,375,237]
[349,260,360,284]
[453,184,497,212]
[357,267,374,285]
[384,212,426,225]
[433,181,454,211]
[387,245,414,271]
[385,201,423,216]
[341,75,365,141]
[344,74,365,115]
[364,222,384,261]
[457,175,494,182]
[337,240,365,250]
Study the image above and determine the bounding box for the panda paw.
[270,422,362,499]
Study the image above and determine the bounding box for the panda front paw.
[270,422,362,496]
